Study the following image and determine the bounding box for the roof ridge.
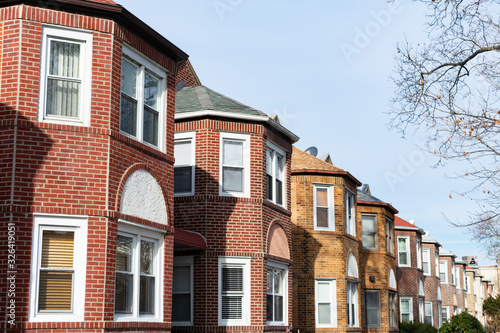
[195,86,214,110]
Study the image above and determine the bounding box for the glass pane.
[267,294,273,321]
[174,167,192,194]
[144,72,159,109]
[222,296,242,319]
[316,208,328,228]
[266,149,273,174]
[172,294,191,322]
[401,300,410,312]
[276,155,284,180]
[49,40,80,78]
[143,106,158,146]
[362,217,375,232]
[120,94,137,136]
[317,282,330,303]
[274,295,283,321]
[173,266,190,293]
[402,314,410,322]
[175,141,192,166]
[398,238,407,251]
[276,180,283,205]
[267,269,273,293]
[38,271,72,311]
[46,79,80,118]
[223,140,243,166]
[223,167,243,192]
[114,273,133,313]
[367,308,379,325]
[400,253,407,265]
[139,276,155,314]
[266,174,273,200]
[121,59,137,97]
[274,269,282,294]
[318,303,331,324]
[366,292,378,308]
[116,236,132,272]
[140,240,154,275]
[222,267,243,292]
[316,188,328,206]
[41,230,74,268]
[363,234,375,248]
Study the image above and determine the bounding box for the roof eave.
[291,169,362,186]
[395,225,425,235]
[3,0,189,62]
[357,200,398,214]
[175,110,300,143]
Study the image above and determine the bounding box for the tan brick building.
[291,147,362,332]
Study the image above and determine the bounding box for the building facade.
[422,233,442,328]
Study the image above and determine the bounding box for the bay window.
[219,133,250,197]
[362,215,377,250]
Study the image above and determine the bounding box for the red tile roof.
[395,216,415,228]
[174,228,207,250]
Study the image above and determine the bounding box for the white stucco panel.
[120,169,168,225]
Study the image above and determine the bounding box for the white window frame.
[438,303,442,327]
[29,215,88,322]
[219,133,250,197]
[362,214,378,250]
[172,256,194,326]
[345,189,355,236]
[388,291,397,328]
[400,297,413,322]
[39,26,92,126]
[267,260,288,326]
[218,257,251,326]
[315,279,337,328]
[419,298,424,323]
[416,239,422,269]
[440,260,448,283]
[422,248,431,275]
[424,301,433,325]
[455,267,460,288]
[365,290,381,328]
[397,236,411,267]
[466,276,471,293]
[120,45,167,151]
[451,262,455,285]
[313,184,335,231]
[435,252,440,277]
[386,218,394,254]
[347,281,358,327]
[442,305,449,323]
[174,132,195,197]
[266,141,286,207]
[114,221,164,322]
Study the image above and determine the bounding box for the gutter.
[395,225,425,235]
[357,200,398,214]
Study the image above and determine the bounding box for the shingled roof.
[357,189,398,214]
[85,0,118,4]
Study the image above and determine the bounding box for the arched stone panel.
[347,253,358,278]
[419,279,425,296]
[389,269,397,289]
[267,222,290,260]
[119,169,168,225]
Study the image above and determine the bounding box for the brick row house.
[422,233,442,327]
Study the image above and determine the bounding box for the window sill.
[29,314,84,322]
[114,315,163,322]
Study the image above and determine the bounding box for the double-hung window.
[455,267,460,288]
[398,236,410,267]
[439,260,448,283]
[451,262,455,285]
[39,27,92,125]
[416,239,422,269]
[347,281,358,327]
[266,143,286,206]
[362,215,377,250]
[400,298,413,322]
[422,248,430,275]
[172,257,193,326]
[385,218,394,254]
[29,216,87,322]
[120,46,166,149]
[435,252,440,277]
[267,262,287,325]
[419,298,424,323]
[365,291,380,327]
[219,257,250,325]
[220,133,250,197]
[315,279,336,327]
[313,185,334,231]
[441,306,449,323]
[115,222,163,321]
[174,132,195,196]
[345,191,355,236]
[424,302,433,325]
[388,291,397,328]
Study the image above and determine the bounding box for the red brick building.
[454,260,467,314]
[421,233,443,328]
[1,0,189,331]
[395,217,425,324]
[438,248,457,323]
[357,186,399,332]
[172,85,299,332]
[290,147,362,332]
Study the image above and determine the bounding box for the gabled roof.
[439,247,457,258]
[291,147,361,186]
[422,233,441,246]
[395,216,425,234]
[357,189,398,214]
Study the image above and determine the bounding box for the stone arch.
[118,168,168,225]
[347,253,358,278]
[266,220,290,260]
[389,269,397,289]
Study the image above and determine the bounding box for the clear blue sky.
[116,0,496,266]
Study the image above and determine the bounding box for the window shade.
[222,267,243,292]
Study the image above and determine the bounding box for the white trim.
[266,141,287,208]
[397,236,411,267]
[347,280,358,327]
[175,110,299,143]
[416,239,422,269]
[400,297,413,322]
[219,132,250,198]
[174,132,196,197]
[345,189,355,236]
[422,248,431,275]
[120,45,167,152]
[172,256,194,326]
[424,301,433,325]
[419,298,424,323]
[315,279,337,328]
[114,222,164,322]
[439,260,448,283]
[266,260,288,326]
[313,184,335,231]
[38,26,92,126]
[29,215,88,322]
[218,257,251,326]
